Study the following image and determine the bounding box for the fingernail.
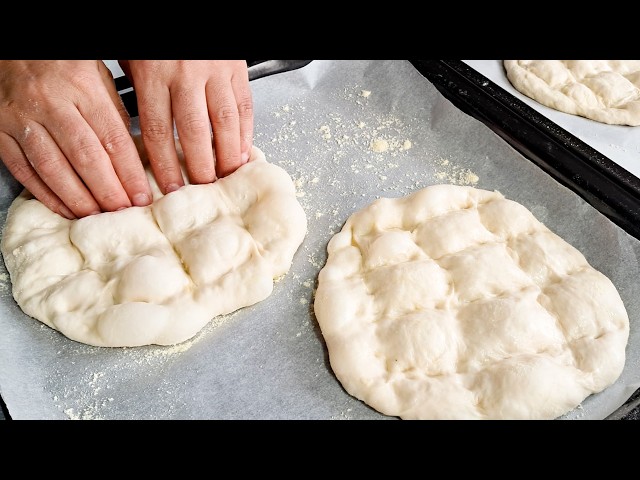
[58,205,76,220]
[89,211,101,216]
[132,192,151,207]
[165,183,181,193]
[241,151,250,164]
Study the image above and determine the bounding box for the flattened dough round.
[314,184,629,419]
[1,146,307,347]
[504,60,640,125]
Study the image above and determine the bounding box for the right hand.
[0,60,152,219]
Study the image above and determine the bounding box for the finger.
[231,65,254,164]
[136,86,184,194]
[0,132,76,219]
[99,60,132,131]
[43,108,132,213]
[205,80,242,179]
[79,76,152,207]
[13,123,104,217]
[173,83,216,184]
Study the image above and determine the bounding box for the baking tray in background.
[0,60,638,420]
[464,60,640,184]
[409,59,640,419]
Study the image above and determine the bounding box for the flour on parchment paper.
[435,157,480,185]
[257,85,480,286]
[260,86,478,202]
[0,272,9,294]
[50,311,238,420]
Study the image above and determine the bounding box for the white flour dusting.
[52,310,240,419]
[0,272,9,294]
[259,88,479,249]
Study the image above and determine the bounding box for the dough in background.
[314,184,629,419]
[504,60,640,126]
[0,145,307,347]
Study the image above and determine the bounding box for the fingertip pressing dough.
[314,184,630,420]
[504,60,640,126]
[0,145,307,347]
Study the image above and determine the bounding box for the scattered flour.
[319,125,331,140]
[370,138,389,153]
[0,272,9,293]
[434,157,479,186]
[51,310,240,419]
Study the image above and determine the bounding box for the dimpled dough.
[0,146,307,347]
[504,60,640,125]
[314,184,630,420]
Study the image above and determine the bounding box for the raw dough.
[503,60,640,126]
[314,184,629,419]
[0,145,307,347]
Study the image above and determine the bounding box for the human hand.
[118,60,254,194]
[0,60,152,219]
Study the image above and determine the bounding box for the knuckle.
[141,120,174,143]
[8,160,37,184]
[180,112,211,137]
[32,150,64,175]
[102,127,133,155]
[237,97,253,119]
[72,74,91,91]
[211,103,239,126]
[71,141,105,169]
[71,70,100,93]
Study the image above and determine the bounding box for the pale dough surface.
[504,60,640,126]
[314,184,630,419]
[1,145,307,347]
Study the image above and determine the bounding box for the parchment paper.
[0,60,638,420]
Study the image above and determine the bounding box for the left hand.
[118,60,254,194]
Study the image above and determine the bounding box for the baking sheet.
[0,60,639,420]
[463,60,640,181]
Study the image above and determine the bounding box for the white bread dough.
[314,184,629,419]
[1,146,307,347]
[504,60,640,125]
